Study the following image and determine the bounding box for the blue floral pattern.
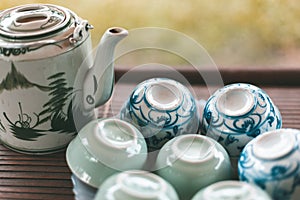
[120,78,199,151]
[238,132,300,200]
[202,83,282,157]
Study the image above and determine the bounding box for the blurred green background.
[1,0,300,68]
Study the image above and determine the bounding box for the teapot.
[0,4,128,154]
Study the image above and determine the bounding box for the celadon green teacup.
[66,118,148,190]
[94,170,179,200]
[191,180,272,200]
[155,134,232,200]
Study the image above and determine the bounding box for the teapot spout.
[83,27,128,110]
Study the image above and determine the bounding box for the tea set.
[0,3,299,200]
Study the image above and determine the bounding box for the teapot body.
[0,4,94,154]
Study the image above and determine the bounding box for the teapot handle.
[69,20,93,44]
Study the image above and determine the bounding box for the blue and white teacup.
[202,83,282,158]
[120,78,200,152]
[238,128,300,200]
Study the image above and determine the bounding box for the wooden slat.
[0,179,72,187]
[0,172,70,179]
[0,186,72,195]
[0,165,69,173]
[0,155,66,161]
[0,192,73,200]
[0,160,68,167]
[0,145,73,199]
[115,65,300,86]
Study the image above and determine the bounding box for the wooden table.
[1,67,300,199]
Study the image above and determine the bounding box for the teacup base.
[216,88,255,117]
[192,180,272,200]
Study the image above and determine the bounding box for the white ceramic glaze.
[66,118,148,188]
[120,78,200,151]
[253,129,295,160]
[238,128,300,200]
[216,88,255,117]
[191,181,272,200]
[146,82,183,110]
[171,134,215,163]
[0,4,127,154]
[155,134,232,200]
[94,170,179,200]
[202,83,282,158]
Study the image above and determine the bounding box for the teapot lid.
[0,4,71,39]
[0,4,92,61]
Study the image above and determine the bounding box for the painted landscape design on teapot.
[0,62,77,141]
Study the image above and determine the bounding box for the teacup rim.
[65,136,102,188]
